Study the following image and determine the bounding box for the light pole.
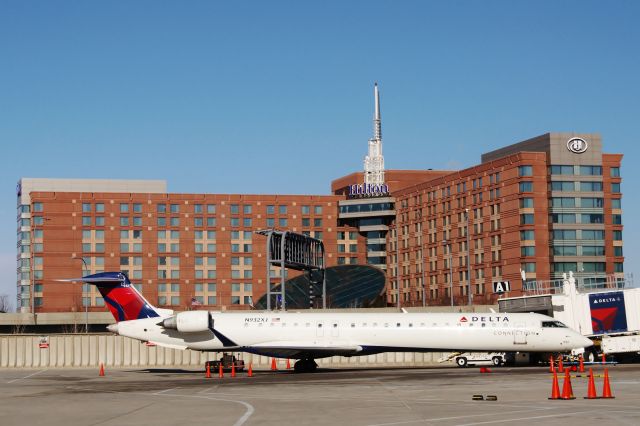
[465,208,472,306]
[73,257,89,333]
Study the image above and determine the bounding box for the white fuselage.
[111,311,592,358]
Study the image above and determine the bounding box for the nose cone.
[580,335,594,348]
[107,323,119,334]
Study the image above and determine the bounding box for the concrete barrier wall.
[0,334,449,369]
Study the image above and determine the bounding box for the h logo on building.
[567,137,588,154]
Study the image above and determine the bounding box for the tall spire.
[364,83,385,186]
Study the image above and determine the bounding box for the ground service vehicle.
[205,353,245,372]
[499,272,639,362]
[451,352,507,367]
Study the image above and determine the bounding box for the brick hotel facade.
[16,132,623,312]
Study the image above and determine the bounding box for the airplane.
[72,272,593,372]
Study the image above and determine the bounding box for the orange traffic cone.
[99,363,105,377]
[286,359,291,369]
[205,364,211,378]
[578,355,585,373]
[549,355,555,373]
[558,357,564,373]
[548,370,561,400]
[271,358,277,371]
[219,363,224,378]
[247,362,253,377]
[231,362,236,378]
[561,369,575,400]
[584,368,597,399]
[601,368,615,399]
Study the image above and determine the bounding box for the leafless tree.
[0,294,13,313]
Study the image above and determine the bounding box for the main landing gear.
[294,358,318,372]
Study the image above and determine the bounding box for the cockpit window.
[542,321,567,328]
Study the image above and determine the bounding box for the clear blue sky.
[1,1,639,306]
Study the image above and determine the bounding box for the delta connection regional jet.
[70,272,592,372]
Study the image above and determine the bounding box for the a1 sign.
[38,336,49,349]
[493,281,511,293]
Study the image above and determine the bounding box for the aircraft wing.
[247,341,364,359]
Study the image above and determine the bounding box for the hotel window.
[170,230,180,238]
[314,206,322,214]
[82,216,91,226]
[579,181,603,191]
[521,246,535,257]
[582,246,605,256]
[192,217,202,227]
[194,204,203,214]
[611,183,621,193]
[579,166,602,176]
[243,218,252,227]
[133,217,142,226]
[266,205,275,215]
[581,214,604,224]
[230,204,239,214]
[279,205,287,214]
[158,243,167,252]
[82,203,91,212]
[520,214,534,225]
[583,262,606,273]
[95,243,104,252]
[518,165,533,177]
[170,204,180,213]
[170,217,180,226]
[120,217,129,226]
[95,217,105,226]
[157,217,166,226]
[611,199,621,209]
[553,246,577,256]
[522,262,536,273]
[551,181,575,191]
[613,214,622,225]
[267,218,275,227]
[551,213,576,224]
[552,230,576,240]
[208,231,217,239]
[120,204,129,213]
[231,218,239,227]
[95,230,105,240]
[580,198,603,208]
[613,230,622,241]
[208,296,217,305]
[207,218,216,226]
[157,204,166,213]
[550,165,574,175]
[611,167,621,177]
[301,205,310,215]
[133,203,142,213]
[519,182,533,192]
[243,205,252,214]
[157,230,166,239]
[302,218,310,227]
[279,218,288,227]
[553,262,577,273]
[520,198,533,208]
[207,204,216,214]
[243,244,252,253]
[83,230,92,239]
[171,296,180,306]
[615,263,624,273]
[552,197,575,208]
[158,256,167,265]
[314,218,322,227]
[582,230,605,240]
[207,244,216,252]
[614,246,623,256]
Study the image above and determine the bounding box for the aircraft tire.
[456,357,468,367]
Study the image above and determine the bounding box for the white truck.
[499,272,639,362]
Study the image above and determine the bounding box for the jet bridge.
[256,229,326,310]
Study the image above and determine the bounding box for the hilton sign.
[348,183,390,197]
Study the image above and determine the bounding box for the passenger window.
[351,323,355,328]
[396,323,401,327]
[333,323,338,328]
[409,323,413,327]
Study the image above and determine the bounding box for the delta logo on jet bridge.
[459,316,510,323]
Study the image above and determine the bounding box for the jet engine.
[162,311,212,333]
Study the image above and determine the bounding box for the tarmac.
[2,363,640,425]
